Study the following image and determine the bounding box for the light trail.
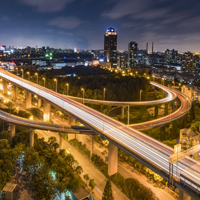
[0,69,199,197]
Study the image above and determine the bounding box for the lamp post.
[43,78,45,87]
[54,79,57,93]
[162,77,165,85]
[35,73,38,84]
[21,69,24,79]
[103,88,106,100]
[140,90,143,102]
[66,83,69,95]
[127,105,130,125]
[27,72,30,81]
[81,88,85,104]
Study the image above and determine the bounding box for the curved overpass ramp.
[64,81,177,106]
[0,69,199,199]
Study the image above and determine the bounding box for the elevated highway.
[0,69,198,199]
[64,81,177,106]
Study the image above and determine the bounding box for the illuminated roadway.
[64,81,177,106]
[0,69,199,198]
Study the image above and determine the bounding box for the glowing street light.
[103,88,106,100]
[66,83,69,95]
[81,88,85,104]
[54,79,57,92]
[35,73,38,84]
[43,77,45,87]
[162,77,165,85]
[21,69,24,79]
[27,71,30,81]
[152,75,155,82]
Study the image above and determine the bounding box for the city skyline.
[0,0,200,52]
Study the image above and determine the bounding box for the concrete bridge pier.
[121,106,125,119]
[165,104,169,115]
[38,99,41,108]
[30,129,34,147]
[179,190,191,200]
[108,142,118,176]
[3,80,8,94]
[90,135,95,157]
[25,91,32,109]
[13,85,18,102]
[155,106,158,117]
[43,101,51,122]
[10,124,16,146]
[68,116,76,141]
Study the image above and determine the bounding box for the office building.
[104,27,117,67]
[128,41,138,68]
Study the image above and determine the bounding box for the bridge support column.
[68,116,76,140]
[121,106,125,119]
[108,142,118,176]
[3,80,7,94]
[38,99,41,108]
[165,104,168,115]
[59,133,63,151]
[43,101,50,122]
[10,124,15,146]
[13,85,18,102]
[68,116,76,125]
[30,129,34,147]
[25,91,32,109]
[155,106,158,117]
[90,135,95,157]
[179,190,191,200]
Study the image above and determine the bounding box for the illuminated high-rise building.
[128,41,138,68]
[104,27,117,67]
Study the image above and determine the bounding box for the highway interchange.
[0,69,199,198]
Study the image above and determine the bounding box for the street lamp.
[21,69,24,79]
[66,83,69,95]
[152,75,155,82]
[140,90,143,102]
[16,67,18,75]
[43,78,45,87]
[103,88,106,100]
[54,79,57,92]
[162,77,165,85]
[27,72,30,81]
[81,88,85,104]
[35,73,38,84]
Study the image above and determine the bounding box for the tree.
[83,174,90,185]
[48,136,59,151]
[89,179,96,190]
[102,180,114,200]
[0,130,10,140]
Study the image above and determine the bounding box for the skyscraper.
[128,41,138,68]
[104,27,117,67]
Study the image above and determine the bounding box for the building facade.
[104,27,117,67]
[128,41,138,68]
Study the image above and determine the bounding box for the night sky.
[1,0,200,52]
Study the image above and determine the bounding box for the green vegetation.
[102,180,114,200]
[28,107,43,120]
[0,138,23,193]
[69,138,90,158]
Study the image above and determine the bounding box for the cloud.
[121,22,135,28]
[1,16,9,21]
[19,0,74,12]
[102,0,153,19]
[178,16,200,28]
[48,17,83,29]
